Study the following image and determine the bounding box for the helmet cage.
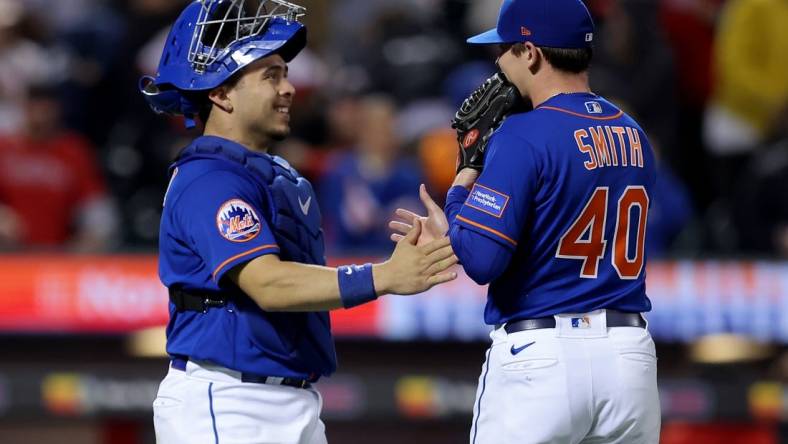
[188,0,306,74]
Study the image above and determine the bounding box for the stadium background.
[0,0,787,442]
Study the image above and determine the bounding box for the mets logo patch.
[216,199,261,242]
[466,183,510,218]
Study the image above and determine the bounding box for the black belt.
[499,310,646,334]
[170,357,314,389]
[169,287,227,313]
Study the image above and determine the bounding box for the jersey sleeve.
[452,125,541,250]
[174,169,280,282]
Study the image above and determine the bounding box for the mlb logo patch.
[585,33,593,42]
[216,199,261,242]
[585,101,603,114]
[465,184,510,218]
[571,316,591,328]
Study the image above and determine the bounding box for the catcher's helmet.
[140,0,307,127]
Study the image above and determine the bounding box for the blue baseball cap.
[467,0,595,48]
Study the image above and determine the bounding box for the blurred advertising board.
[0,255,786,342]
[0,364,778,422]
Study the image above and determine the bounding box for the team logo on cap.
[216,199,261,242]
[520,26,532,36]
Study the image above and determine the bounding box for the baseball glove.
[451,72,524,172]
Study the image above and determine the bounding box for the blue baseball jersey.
[448,93,656,325]
[159,136,336,380]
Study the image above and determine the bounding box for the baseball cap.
[467,0,595,48]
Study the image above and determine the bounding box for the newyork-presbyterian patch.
[466,184,510,218]
[216,199,261,242]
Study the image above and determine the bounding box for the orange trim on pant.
[212,244,279,281]
[456,215,518,247]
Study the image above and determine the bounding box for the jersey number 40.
[556,186,649,280]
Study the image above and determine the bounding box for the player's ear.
[524,42,541,73]
[208,85,234,113]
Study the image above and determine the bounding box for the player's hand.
[377,218,458,295]
[388,184,449,246]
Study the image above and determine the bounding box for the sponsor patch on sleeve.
[216,199,261,242]
[465,184,510,218]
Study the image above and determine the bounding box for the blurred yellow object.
[127,326,168,357]
[395,376,438,418]
[748,381,783,421]
[711,0,788,135]
[41,373,84,415]
[689,333,774,364]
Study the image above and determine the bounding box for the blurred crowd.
[0,0,786,258]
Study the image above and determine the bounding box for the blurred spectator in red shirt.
[0,84,118,251]
[658,0,724,209]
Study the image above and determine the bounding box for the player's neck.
[528,70,591,108]
[203,120,271,153]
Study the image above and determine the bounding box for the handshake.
[379,184,458,295]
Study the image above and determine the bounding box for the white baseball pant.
[470,310,661,444]
[153,360,327,444]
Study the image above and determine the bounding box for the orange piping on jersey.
[456,215,518,247]
[538,106,624,121]
[212,244,279,281]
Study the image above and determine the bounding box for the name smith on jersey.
[573,125,644,170]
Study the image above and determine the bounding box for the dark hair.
[509,43,593,73]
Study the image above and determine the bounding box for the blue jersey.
[449,93,656,324]
[159,136,336,380]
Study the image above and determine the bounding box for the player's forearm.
[444,185,470,224]
[229,257,396,312]
[448,224,512,285]
[245,261,344,311]
[444,185,514,283]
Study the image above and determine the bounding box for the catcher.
[390,0,661,442]
[142,1,458,442]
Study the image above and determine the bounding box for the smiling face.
[207,53,295,150]
[233,54,295,142]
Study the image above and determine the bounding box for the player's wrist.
[371,262,391,297]
[337,263,378,308]
[452,168,479,190]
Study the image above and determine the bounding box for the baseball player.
[139,1,458,443]
[390,0,660,442]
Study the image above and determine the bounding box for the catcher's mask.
[139,0,306,127]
